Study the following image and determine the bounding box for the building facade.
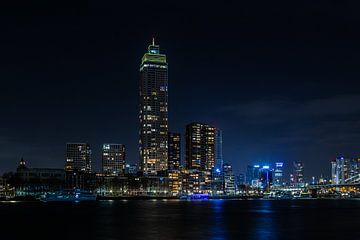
[102,144,126,176]
[246,165,260,187]
[293,161,304,187]
[214,129,223,172]
[259,166,273,191]
[15,158,66,196]
[223,163,236,195]
[332,156,360,185]
[168,132,181,170]
[273,162,284,187]
[65,143,91,173]
[139,39,169,175]
[185,123,215,171]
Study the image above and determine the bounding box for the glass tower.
[65,143,91,173]
[102,144,126,176]
[139,39,168,175]
[185,122,216,171]
[168,132,181,170]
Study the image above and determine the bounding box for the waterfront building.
[259,165,273,191]
[15,158,66,196]
[273,162,284,187]
[223,163,236,195]
[181,169,212,195]
[246,165,260,187]
[294,161,305,187]
[139,39,169,175]
[102,144,126,176]
[0,177,5,198]
[236,173,245,185]
[65,143,92,173]
[168,170,182,196]
[65,170,97,191]
[332,156,360,184]
[185,122,216,171]
[168,132,181,170]
[95,174,128,197]
[289,173,295,186]
[125,164,138,175]
[214,129,223,174]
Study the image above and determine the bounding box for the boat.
[179,193,209,200]
[41,189,97,202]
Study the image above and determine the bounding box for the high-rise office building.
[236,173,245,186]
[168,133,181,170]
[223,163,236,195]
[294,161,304,187]
[139,39,168,175]
[259,165,273,191]
[214,129,223,172]
[273,162,284,187]
[102,144,126,176]
[331,156,360,184]
[211,129,224,195]
[125,164,138,175]
[246,165,260,186]
[185,123,216,171]
[65,143,91,173]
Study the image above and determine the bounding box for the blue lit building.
[211,129,224,195]
[259,166,273,191]
[246,165,260,187]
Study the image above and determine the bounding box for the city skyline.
[1,1,360,178]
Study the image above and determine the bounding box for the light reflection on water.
[253,200,277,240]
[210,200,226,240]
[1,199,359,240]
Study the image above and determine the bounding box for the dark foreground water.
[1,199,359,240]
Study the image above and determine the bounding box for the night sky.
[1,1,360,179]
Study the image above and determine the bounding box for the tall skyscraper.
[246,165,260,186]
[65,143,91,173]
[332,156,360,184]
[139,39,168,175]
[273,162,284,187]
[185,122,215,171]
[214,129,223,172]
[223,163,236,195]
[168,132,181,170]
[259,165,273,191]
[294,161,304,187]
[102,144,126,176]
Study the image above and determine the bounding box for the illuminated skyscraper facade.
[214,129,223,172]
[246,165,260,186]
[294,161,304,187]
[65,143,91,173]
[168,132,181,170]
[185,123,215,171]
[273,162,284,187]
[259,166,273,191]
[102,144,126,176]
[223,163,236,195]
[139,39,168,175]
[331,156,360,184]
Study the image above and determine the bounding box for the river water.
[1,199,359,240]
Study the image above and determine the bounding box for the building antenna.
[152,37,155,46]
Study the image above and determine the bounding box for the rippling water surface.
[1,199,359,240]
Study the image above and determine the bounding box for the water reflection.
[252,200,278,240]
[210,200,226,240]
